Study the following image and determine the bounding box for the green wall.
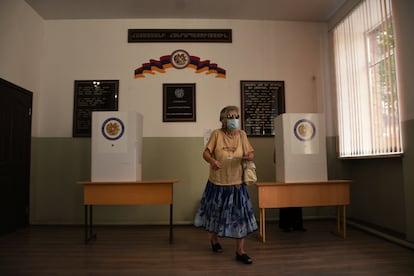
[402,119,414,241]
[30,136,336,226]
[30,131,413,241]
[326,131,409,237]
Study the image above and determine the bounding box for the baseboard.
[347,219,414,250]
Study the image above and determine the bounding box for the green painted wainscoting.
[30,136,341,226]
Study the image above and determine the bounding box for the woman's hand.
[210,159,222,170]
[243,151,254,161]
[203,148,222,170]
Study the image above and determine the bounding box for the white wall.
[37,19,327,138]
[3,0,333,226]
[0,0,43,131]
[393,0,414,122]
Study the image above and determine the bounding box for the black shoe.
[293,227,307,232]
[236,252,253,264]
[281,227,291,232]
[210,241,223,253]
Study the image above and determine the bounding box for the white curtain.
[332,0,402,157]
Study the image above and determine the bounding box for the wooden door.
[0,78,32,234]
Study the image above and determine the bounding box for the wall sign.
[163,83,196,122]
[240,80,285,137]
[73,80,119,137]
[128,29,232,43]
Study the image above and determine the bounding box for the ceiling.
[24,0,346,22]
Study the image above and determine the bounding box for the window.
[332,0,402,158]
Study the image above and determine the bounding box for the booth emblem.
[101,117,125,140]
[294,119,316,141]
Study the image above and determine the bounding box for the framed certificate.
[240,80,285,136]
[163,83,196,122]
[73,80,119,137]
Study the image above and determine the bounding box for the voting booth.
[91,111,143,181]
[274,113,327,182]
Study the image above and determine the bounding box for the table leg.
[335,205,347,239]
[260,208,266,243]
[84,205,88,244]
[337,206,340,234]
[258,209,262,238]
[258,209,262,239]
[169,203,173,244]
[343,205,347,239]
[84,205,97,244]
[89,205,93,239]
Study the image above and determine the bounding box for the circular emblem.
[174,88,185,98]
[293,119,316,141]
[101,117,125,141]
[171,49,190,69]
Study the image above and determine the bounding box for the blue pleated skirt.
[194,180,258,239]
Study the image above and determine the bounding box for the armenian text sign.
[73,80,119,137]
[128,29,232,43]
[240,80,285,137]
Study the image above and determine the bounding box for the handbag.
[240,132,257,185]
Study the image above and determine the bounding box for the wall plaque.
[128,29,232,43]
[240,80,285,137]
[163,83,196,122]
[73,80,119,137]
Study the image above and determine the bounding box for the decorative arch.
[134,50,226,78]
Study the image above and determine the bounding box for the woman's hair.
[219,106,239,126]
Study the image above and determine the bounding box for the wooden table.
[255,180,351,242]
[77,179,179,244]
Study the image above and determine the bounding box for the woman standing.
[194,106,258,264]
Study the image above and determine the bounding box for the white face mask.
[227,119,239,130]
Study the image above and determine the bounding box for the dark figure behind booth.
[278,207,306,232]
[273,150,307,232]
